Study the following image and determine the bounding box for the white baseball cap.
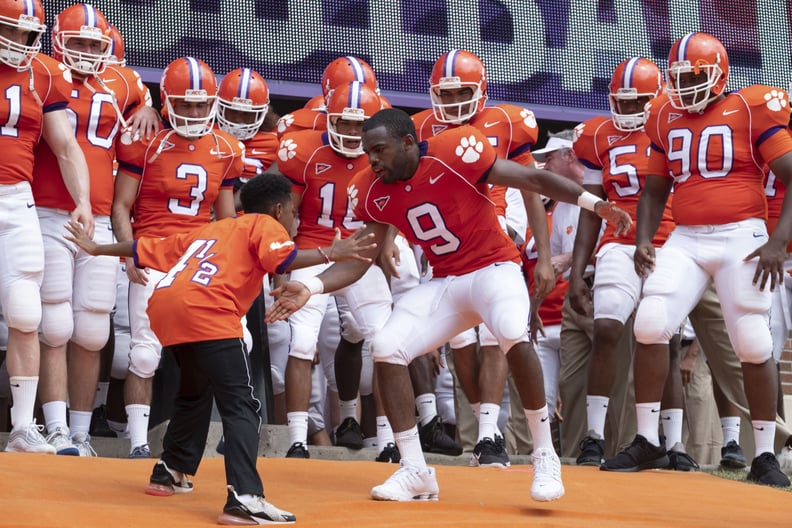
[532,136,574,162]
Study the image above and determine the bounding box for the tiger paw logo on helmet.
[456,135,484,163]
[278,139,297,162]
[764,89,788,112]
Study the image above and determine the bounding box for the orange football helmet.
[0,0,45,70]
[52,3,112,75]
[430,49,487,124]
[304,94,325,110]
[160,57,218,138]
[321,56,379,102]
[608,57,662,131]
[107,23,125,67]
[666,32,729,113]
[217,67,270,141]
[326,81,382,157]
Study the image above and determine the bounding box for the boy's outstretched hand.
[327,227,377,262]
[64,220,99,255]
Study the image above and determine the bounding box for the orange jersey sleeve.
[276,107,327,139]
[241,130,278,178]
[137,214,296,346]
[644,87,792,225]
[117,129,243,237]
[521,212,568,326]
[350,125,519,277]
[278,130,366,248]
[33,65,140,215]
[0,56,70,185]
[574,116,673,246]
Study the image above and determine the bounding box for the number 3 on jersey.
[407,203,461,256]
[169,164,208,216]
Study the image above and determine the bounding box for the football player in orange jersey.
[276,55,384,138]
[31,3,159,458]
[267,108,632,502]
[567,58,698,469]
[111,56,241,460]
[0,0,93,455]
[411,49,553,466]
[64,173,375,525]
[278,81,395,459]
[217,67,278,181]
[601,33,792,487]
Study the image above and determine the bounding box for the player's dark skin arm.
[746,151,792,290]
[569,184,607,316]
[633,174,672,278]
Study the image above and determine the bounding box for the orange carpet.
[0,454,787,527]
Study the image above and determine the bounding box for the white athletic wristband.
[577,191,602,212]
[296,276,324,296]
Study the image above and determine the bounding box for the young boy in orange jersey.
[64,173,374,525]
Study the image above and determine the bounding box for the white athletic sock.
[376,415,395,451]
[42,400,69,433]
[126,404,151,449]
[477,403,500,442]
[286,411,309,446]
[752,420,776,456]
[394,426,426,470]
[660,408,683,449]
[9,376,38,431]
[525,405,553,451]
[94,381,109,409]
[586,395,609,439]
[69,410,92,436]
[338,399,358,422]
[415,393,437,427]
[720,416,740,445]
[635,402,661,447]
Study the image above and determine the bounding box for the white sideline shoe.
[371,460,439,501]
[531,447,565,501]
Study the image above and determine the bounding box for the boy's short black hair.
[239,173,293,214]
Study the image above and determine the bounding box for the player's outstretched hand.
[594,201,633,237]
[327,227,377,262]
[265,280,313,322]
[64,220,99,255]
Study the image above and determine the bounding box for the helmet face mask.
[52,4,112,76]
[325,81,381,157]
[217,68,270,141]
[430,49,487,124]
[161,57,218,138]
[0,0,45,70]
[666,32,729,114]
[608,57,661,131]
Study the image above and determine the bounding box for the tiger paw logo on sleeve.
[456,135,484,163]
[278,138,298,161]
[764,89,788,112]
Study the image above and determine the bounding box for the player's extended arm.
[64,220,133,257]
[488,158,633,236]
[266,222,388,322]
[112,170,150,285]
[286,227,377,270]
[42,109,95,238]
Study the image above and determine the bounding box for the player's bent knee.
[370,336,410,366]
[4,281,42,333]
[634,297,674,344]
[128,346,161,378]
[71,311,111,351]
[39,302,73,347]
[734,315,773,364]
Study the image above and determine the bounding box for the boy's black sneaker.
[218,485,296,525]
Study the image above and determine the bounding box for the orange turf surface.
[0,454,788,527]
